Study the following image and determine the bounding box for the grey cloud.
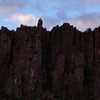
[0,0,27,15]
[0,0,99,18]
[67,12,100,31]
[0,0,100,31]
[75,0,100,5]
[42,12,100,31]
[42,17,59,30]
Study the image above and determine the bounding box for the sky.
[0,0,100,31]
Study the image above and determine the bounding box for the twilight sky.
[0,0,100,31]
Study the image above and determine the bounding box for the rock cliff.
[0,19,99,100]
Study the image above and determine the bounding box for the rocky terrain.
[0,19,100,100]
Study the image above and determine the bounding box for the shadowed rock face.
[0,20,99,100]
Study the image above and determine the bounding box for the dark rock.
[0,19,99,100]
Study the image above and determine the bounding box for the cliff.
[0,20,99,100]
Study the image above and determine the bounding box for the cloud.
[75,0,100,4]
[0,0,100,31]
[42,17,60,30]
[0,0,27,15]
[8,13,38,26]
[0,0,100,17]
[67,12,100,31]
[5,13,60,30]
[0,0,100,18]
[4,12,100,31]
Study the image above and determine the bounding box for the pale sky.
[0,0,100,31]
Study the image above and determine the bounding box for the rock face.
[0,20,99,100]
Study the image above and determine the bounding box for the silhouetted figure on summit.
[37,18,43,28]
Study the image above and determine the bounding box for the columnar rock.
[0,19,100,100]
[92,27,100,100]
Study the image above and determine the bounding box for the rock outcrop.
[0,19,99,100]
